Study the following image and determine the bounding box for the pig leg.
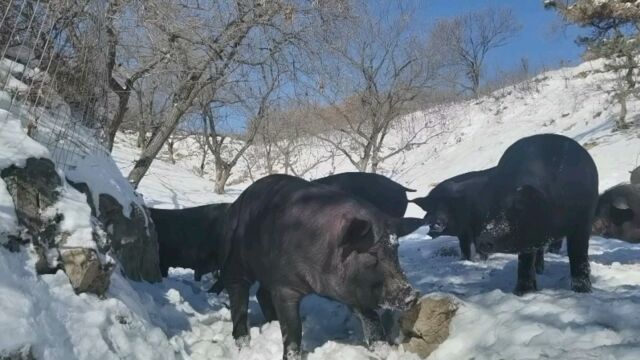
[458,234,472,261]
[535,247,545,275]
[194,269,202,282]
[271,287,303,360]
[256,285,278,322]
[547,239,563,254]
[226,279,251,346]
[567,225,592,293]
[354,308,384,346]
[470,235,488,261]
[514,251,538,295]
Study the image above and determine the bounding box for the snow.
[2,57,640,359]
[112,135,241,208]
[0,178,18,243]
[0,246,175,359]
[401,234,640,360]
[0,109,49,169]
[66,154,146,219]
[41,180,97,250]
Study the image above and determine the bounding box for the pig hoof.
[235,335,250,348]
[571,277,592,293]
[283,348,302,360]
[513,280,537,296]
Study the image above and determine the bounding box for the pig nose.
[398,286,419,309]
[405,289,420,307]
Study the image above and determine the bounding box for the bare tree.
[103,0,169,151]
[201,60,282,194]
[429,7,521,96]
[310,1,444,173]
[189,128,210,177]
[126,0,339,188]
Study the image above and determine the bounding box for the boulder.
[60,247,113,295]
[399,296,458,358]
[1,157,114,295]
[67,180,161,282]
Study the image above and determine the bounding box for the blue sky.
[415,0,586,75]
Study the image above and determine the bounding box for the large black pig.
[149,203,230,281]
[592,183,640,243]
[476,134,598,294]
[410,168,495,260]
[218,174,423,359]
[313,172,416,218]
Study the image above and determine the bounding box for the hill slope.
[8,55,640,359]
[105,59,640,359]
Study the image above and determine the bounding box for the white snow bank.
[0,178,18,242]
[400,233,640,360]
[0,109,49,169]
[0,107,98,251]
[0,246,175,360]
[112,135,240,209]
[41,179,97,250]
[66,154,146,219]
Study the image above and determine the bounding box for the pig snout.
[383,281,419,311]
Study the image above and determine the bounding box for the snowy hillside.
[1,57,639,360]
[108,59,640,359]
[115,59,640,214]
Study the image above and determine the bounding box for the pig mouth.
[381,286,420,311]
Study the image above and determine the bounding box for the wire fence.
[1,0,111,171]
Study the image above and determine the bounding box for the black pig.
[149,203,229,281]
[592,183,640,243]
[476,134,598,295]
[410,168,495,260]
[313,172,416,218]
[219,174,423,359]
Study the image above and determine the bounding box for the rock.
[60,248,113,295]
[1,158,62,272]
[1,157,114,295]
[399,296,459,358]
[67,180,161,282]
[631,166,640,185]
[0,345,36,360]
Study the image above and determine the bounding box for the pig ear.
[409,196,431,211]
[340,216,374,260]
[610,198,634,225]
[392,217,427,238]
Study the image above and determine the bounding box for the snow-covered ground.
[2,57,640,359]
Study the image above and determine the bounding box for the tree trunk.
[127,69,205,188]
[106,89,131,152]
[283,150,291,175]
[214,166,231,194]
[167,140,177,164]
[137,122,147,148]
[127,98,197,188]
[199,149,207,176]
[470,63,481,96]
[370,157,379,174]
[616,92,629,130]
